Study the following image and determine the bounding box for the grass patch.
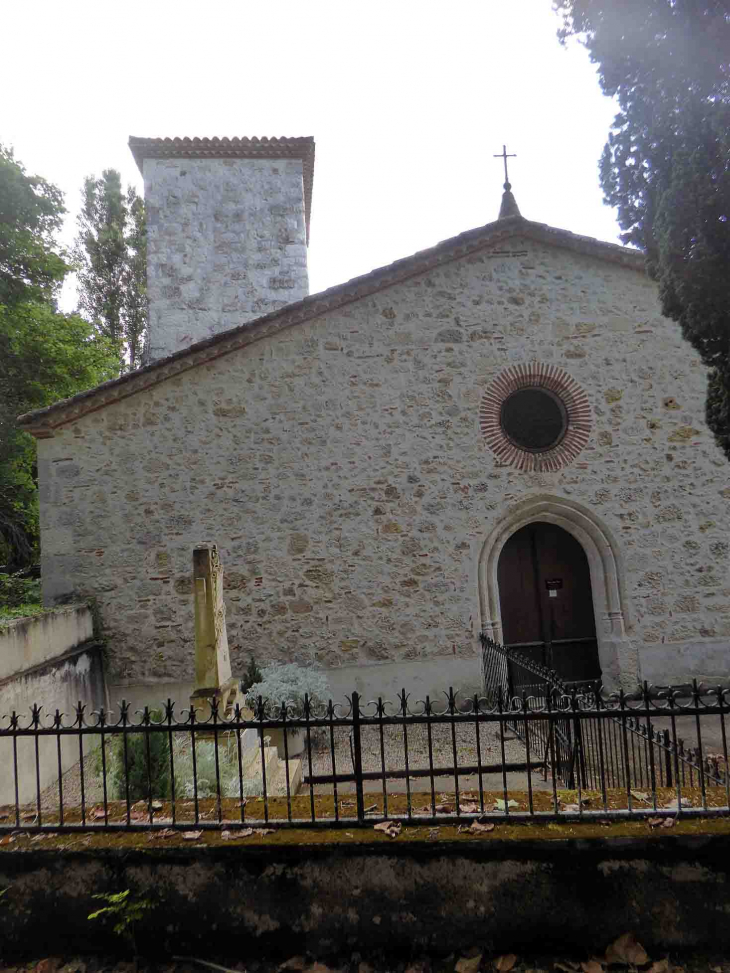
[0,602,46,622]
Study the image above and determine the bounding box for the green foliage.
[554,0,730,458]
[240,655,263,694]
[245,662,331,714]
[0,300,118,568]
[0,146,68,307]
[0,146,120,568]
[0,571,40,608]
[172,736,260,799]
[88,888,154,953]
[106,709,171,802]
[74,170,147,372]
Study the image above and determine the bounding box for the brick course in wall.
[28,232,730,690]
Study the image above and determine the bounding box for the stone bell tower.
[129,135,314,363]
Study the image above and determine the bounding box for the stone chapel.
[18,135,730,707]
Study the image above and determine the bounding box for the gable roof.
[18,215,647,437]
[129,135,316,243]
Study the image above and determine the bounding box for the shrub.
[106,709,171,802]
[0,572,41,609]
[244,663,331,716]
[240,655,263,694]
[171,735,261,799]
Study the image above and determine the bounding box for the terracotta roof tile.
[128,135,315,243]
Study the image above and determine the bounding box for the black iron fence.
[1,679,729,836]
[480,633,729,793]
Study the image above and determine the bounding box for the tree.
[74,171,147,372]
[0,149,118,569]
[554,0,730,458]
[0,146,68,307]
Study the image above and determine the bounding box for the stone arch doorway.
[478,496,633,690]
[497,521,601,686]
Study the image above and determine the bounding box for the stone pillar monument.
[189,544,240,720]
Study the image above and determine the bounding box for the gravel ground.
[307,722,548,791]
[15,723,540,819]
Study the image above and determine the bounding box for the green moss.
[2,787,728,853]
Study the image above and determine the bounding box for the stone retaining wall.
[1,833,730,959]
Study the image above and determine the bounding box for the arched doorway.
[497,521,601,686]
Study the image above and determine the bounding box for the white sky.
[1,0,621,306]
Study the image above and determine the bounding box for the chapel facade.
[19,136,730,705]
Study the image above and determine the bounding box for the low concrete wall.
[640,639,730,687]
[1,833,730,960]
[108,656,483,717]
[0,642,107,805]
[0,604,93,681]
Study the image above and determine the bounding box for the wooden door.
[497,522,601,685]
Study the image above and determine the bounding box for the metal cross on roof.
[494,144,516,188]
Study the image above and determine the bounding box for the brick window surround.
[479,363,592,471]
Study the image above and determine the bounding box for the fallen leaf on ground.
[562,805,583,814]
[647,817,665,828]
[661,817,676,829]
[581,961,603,973]
[493,799,519,811]
[92,808,106,820]
[278,957,306,971]
[605,933,649,967]
[553,962,579,972]
[32,959,59,973]
[221,828,255,839]
[0,836,15,846]
[435,803,454,813]
[663,798,692,809]
[182,830,203,841]
[455,951,482,973]
[494,954,516,972]
[469,821,495,834]
[460,802,479,814]
[151,801,163,812]
[648,959,670,973]
[363,804,379,813]
[374,820,401,839]
[340,800,356,809]
[254,828,275,836]
[154,828,177,839]
[631,791,651,803]
[428,828,440,839]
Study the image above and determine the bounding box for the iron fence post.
[663,728,673,788]
[351,691,366,823]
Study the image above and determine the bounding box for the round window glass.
[500,387,567,453]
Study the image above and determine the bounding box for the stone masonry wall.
[37,236,730,688]
[144,157,308,362]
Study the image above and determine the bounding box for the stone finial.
[498,182,522,220]
[190,544,239,719]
